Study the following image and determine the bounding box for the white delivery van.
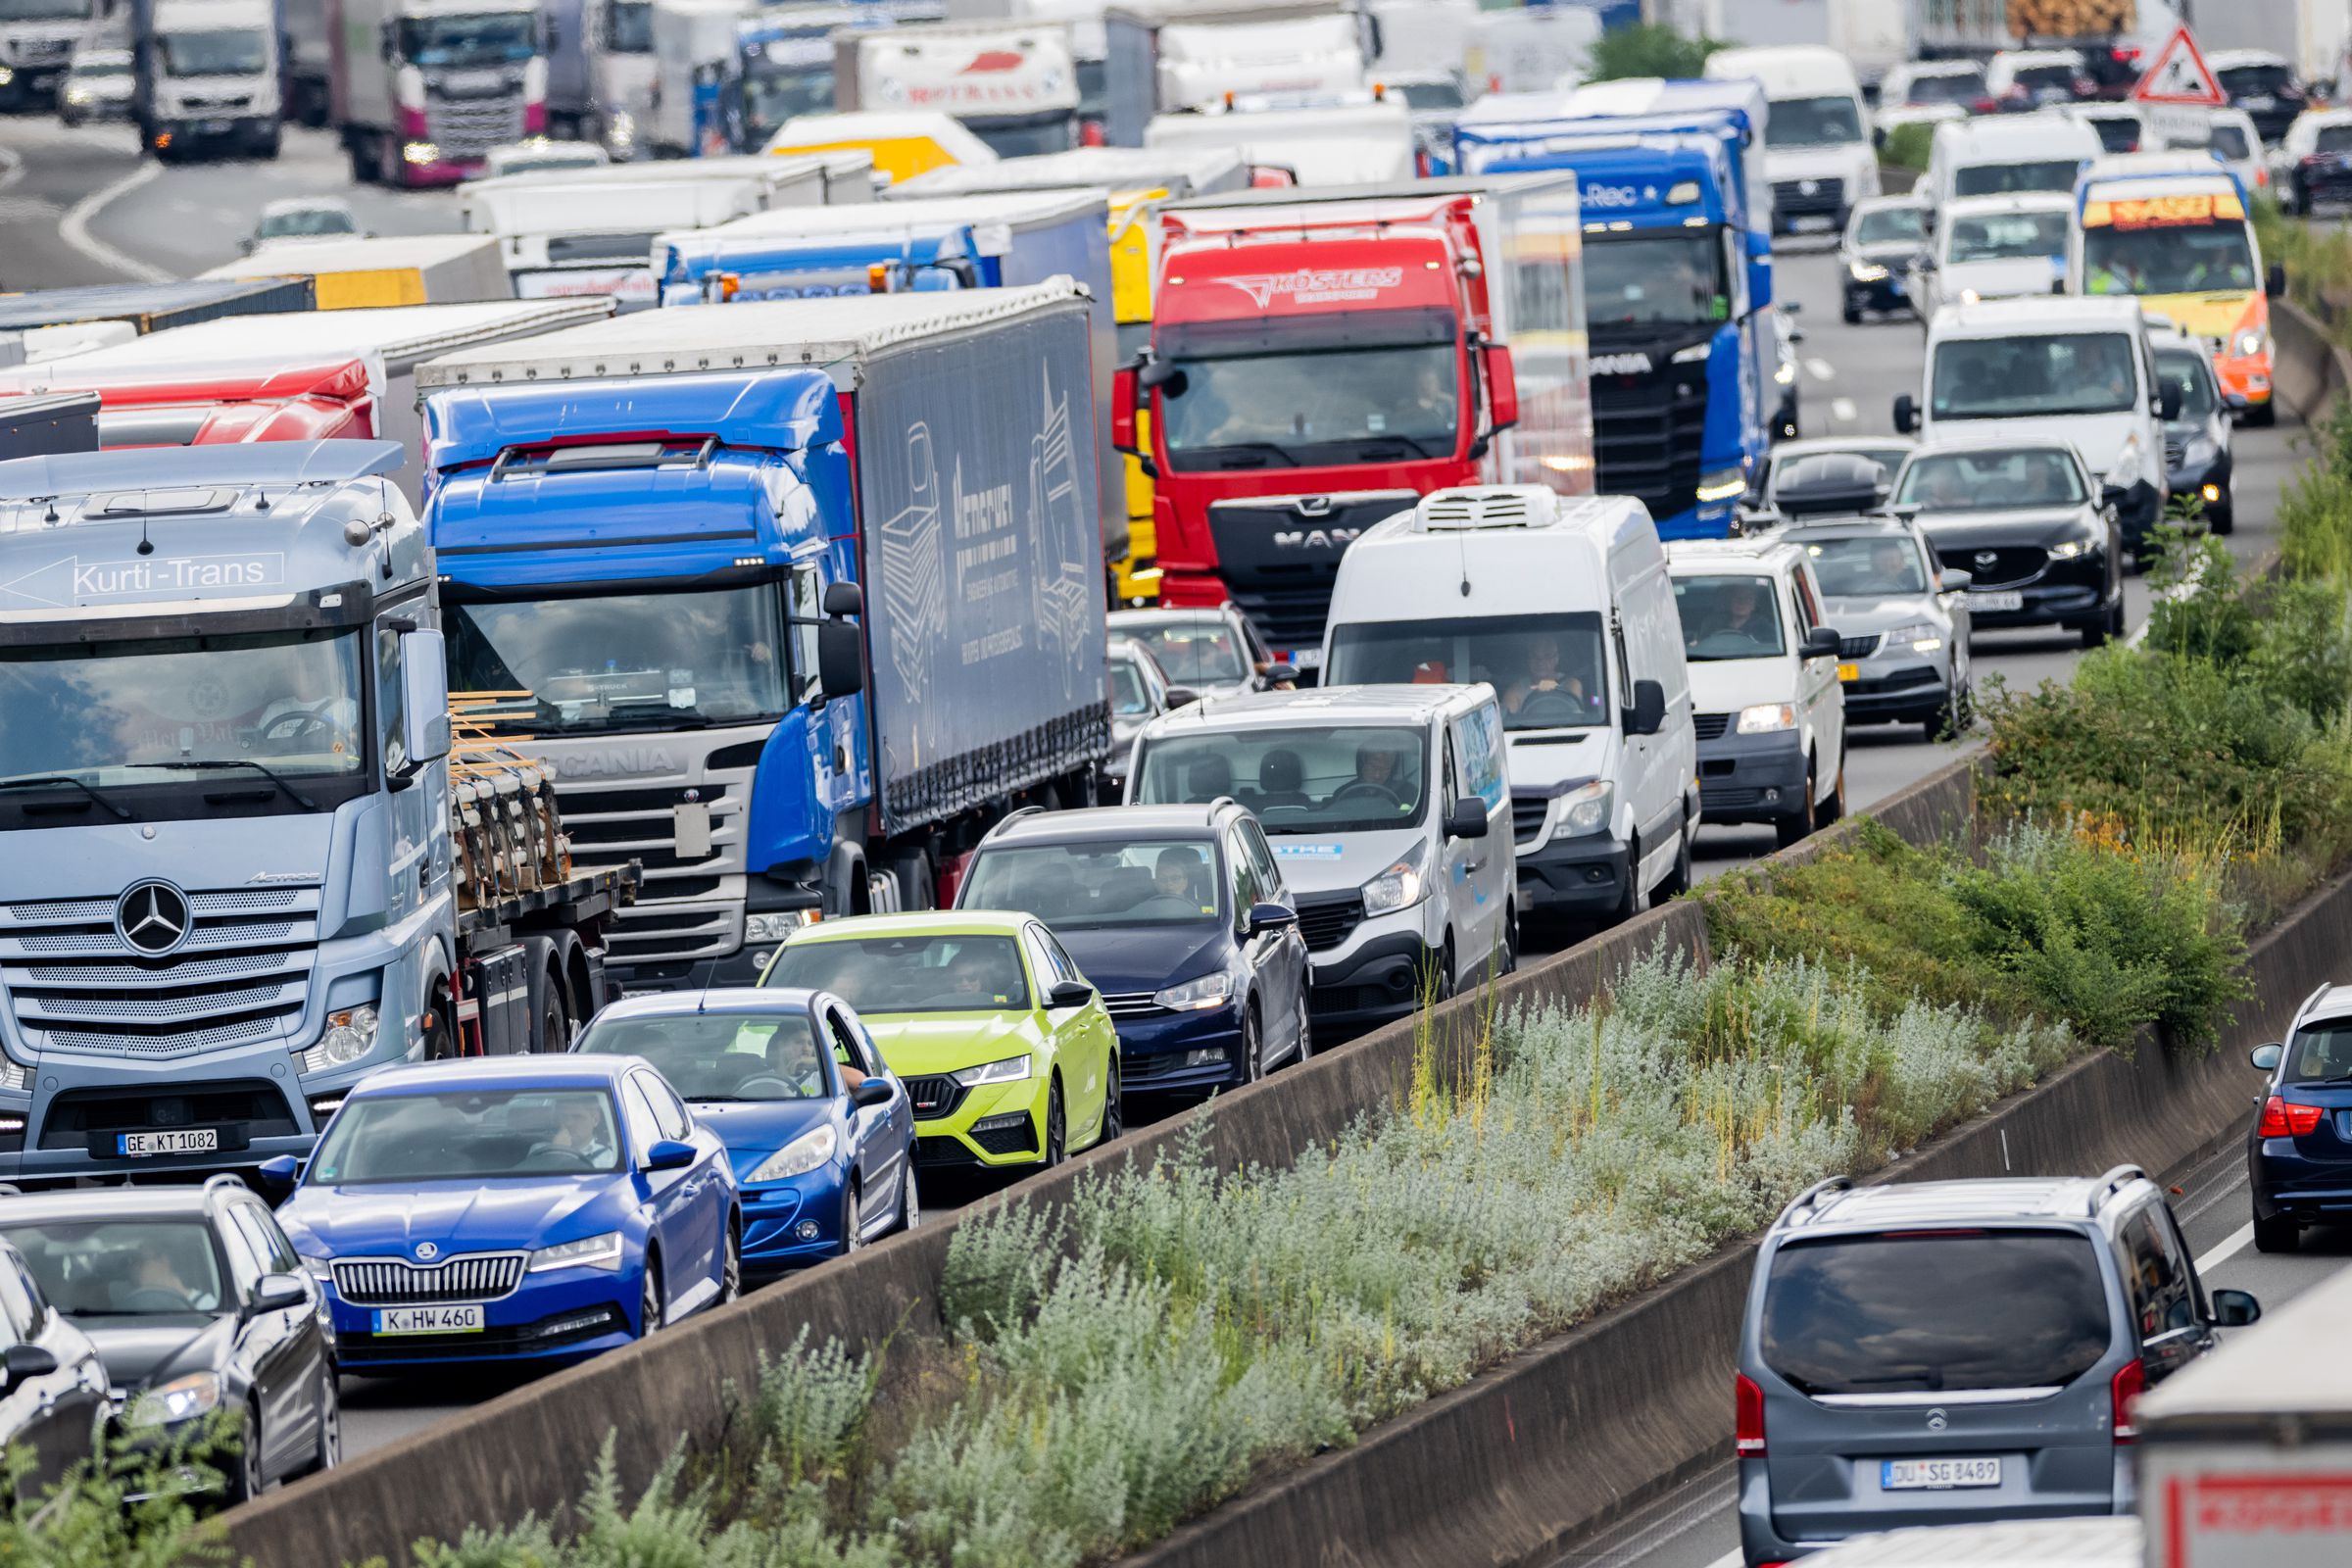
[1923,114,2102,223]
[1319,488,1697,927]
[1896,296,2177,548]
[1665,535,1846,849]
[1705,43,1879,234]
[1127,682,1516,1022]
[1912,191,2072,315]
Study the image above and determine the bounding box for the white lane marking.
[2196,1222,2255,1277]
[165,197,199,215]
[0,143,23,194]
[1703,1549,1743,1568]
[1831,397,1858,423]
[59,161,172,283]
[1805,357,1837,382]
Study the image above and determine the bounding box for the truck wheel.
[422,983,461,1060]
[347,132,374,184]
[889,850,935,911]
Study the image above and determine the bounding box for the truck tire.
[889,849,935,911]
[521,936,578,1052]
[347,131,374,184]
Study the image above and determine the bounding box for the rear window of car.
[1761,1231,2111,1394]
[2284,1020,2352,1083]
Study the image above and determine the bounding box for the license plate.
[1882,1457,2001,1491]
[198,118,232,134]
[119,1129,218,1157]
[1793,215,1835,232]
[1971,590,2024,612]
[1289,648,1322,671]
[1837,662,1859,682]
[373,1304,484,1335]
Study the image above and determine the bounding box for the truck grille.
[1692,712,1731,741]
[0,887,317,1059]
[1226,577,1335,657]
[1203,491,1416,656]
[1592,364,1707,531]
[332,1252,527,1305]
[546,760,756,967]
[426,97,525,156]
[1511,796,1550,845]
[1292,891,1363,954]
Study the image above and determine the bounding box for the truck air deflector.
[0,437,405,501]
[424,369,841,472]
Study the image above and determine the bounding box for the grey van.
[1736,1171,2259,1565]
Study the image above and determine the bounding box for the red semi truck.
[1111,172,1591,668]
[0,358,377,447]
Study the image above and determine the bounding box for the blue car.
[955,801,1311,1096]
[268,1056,738,1372]
[2246,983,2352,1253]
[573,989,917,1272]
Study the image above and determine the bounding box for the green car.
[760,911,1122,1168]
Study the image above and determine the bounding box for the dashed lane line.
[1805,357,1837,382]
[2196,1223,2256,1277]
[1830,397,1858,423]
[59,160,172,283]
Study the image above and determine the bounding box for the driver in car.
[121,1248,201,1312]
[1710,582,1774,645]
[1348,741,1414,803]
[1503,634,1591,717]
[530,1100,615,1165]
[1865,540,1917,594]
[1132,846,1207,918]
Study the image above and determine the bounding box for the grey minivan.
[1736,1171,2260,1565]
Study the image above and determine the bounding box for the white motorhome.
[834,20,1079,158]
[1320,488,1697,927]
[1704,43,1877,234]
[1143,97,1413,184]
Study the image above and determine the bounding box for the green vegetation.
[0,1416,236,1568]
[1877,122,1934,173]
[1584,23,1722,82]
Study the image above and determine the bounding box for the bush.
[1585,23,1722,81]
[1878,122,1934,172]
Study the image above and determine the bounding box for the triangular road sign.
[2132,24,2228,106]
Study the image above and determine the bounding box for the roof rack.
[1776,1175,1852,1227]
[2087,1163,2147,1214]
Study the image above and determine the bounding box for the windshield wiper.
[0,775,132,819]
[1350,433,1441,459]
[1188,441,1304,468]
[123,759,319,810]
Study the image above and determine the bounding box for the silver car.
[1104,636,1194,797]
[1779,516,1973,741]
[1107,605,1289,700]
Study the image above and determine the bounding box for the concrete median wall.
[2272,297,2352,422]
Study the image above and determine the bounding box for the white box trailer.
[649,0,754,154]
[1464,3,1599,93]
[833,20,1080,157]
[1102,0,1366,146]
[1144,98,1414,183]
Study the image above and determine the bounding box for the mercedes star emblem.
[415,1242,440,1261]
[115,881,191,957]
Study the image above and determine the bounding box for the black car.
[2215,50,2307,144]
[1838,197,1929,323]
[956,801,1311,1097]
[2152,331,2235,539]
[1891,439,2126,649]
[0,1236,107,1501]
[0,1180,338,1501]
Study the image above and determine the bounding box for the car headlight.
[127,1372,220,1429]
[2235,327,2268,357]
[64,86,88,104]
[1359,841,1430,917]
[299,1004,377,1075]
[1152,971,1233,1011]
[1552,779,1613,840]
[527,1231,624,1273]
[1879,619,1942,652]
[1848,260,1888,282]
[1958,287,1982,305]
[952,1054,1033,1088]
[2182,437,2220,468]
[299,1254,332,1284]
[744,909,819,944]
[0,68,15,85]
[746,1124,837,1183]
[1737,703,1796,734]
[2048,530,2101,560]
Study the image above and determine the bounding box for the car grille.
[0,886,317,1059]
[1942,545,2045,588]
[426,96,525,156]
[1293,891,1364,954]
[901,1074,968,1122]
[1838,633,1882,660]
[2164,437,2186,469]
[1100,991,1164,1020]
[1773,176,1845,219]
[1692,712,1731,742]
[1701,785,1770,812]
[332,1252,527,1306]
[1592,363,1708,528]
[1510,796,1550,845]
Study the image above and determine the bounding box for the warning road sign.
[2132,24,2227,107]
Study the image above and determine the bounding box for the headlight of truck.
[1359,841,1430,917]
[1737,703,1796,734]
[299,1004,378,1074]
[746,1125,836,1184]
[1552,780,1613,840]
[1695,468,1748,505]
[953,1054,1033,1089]
[2235,327,2268,358]
[1848,260,1888,282]
[0,69,16,86]
[745,909,819,944]
[527,1231,624,1272]
[127,1372,220,1428]
[1152,972,1233,1011]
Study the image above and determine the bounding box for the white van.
[1126,683,1517,1023]
[1896,296,2177,548]
[1912,191,2072,315]
[1318,488,1697,926]
[1706,44,1879,234]
[1665,536,1846,849]
[1923,114,2101,222]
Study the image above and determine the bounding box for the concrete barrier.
[2272,296,2352,422]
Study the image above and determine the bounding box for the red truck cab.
[0,358,378,448]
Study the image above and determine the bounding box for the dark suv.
[1736,1170,2258,1565]
[2245,982,2352,1252]
[956,802,1310,1096]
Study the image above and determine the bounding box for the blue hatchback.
[2246,983,2352,1253]
[270,1056,739,1372]
[573,989,918,1272]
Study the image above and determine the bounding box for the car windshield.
[1112,616,1250,685]
[70,57,129,75]
[1904,69,1983,105]
[1766,95,1864,147]
[2219,64,2294,97]
[1324,612,1608,731]
[445,584,789,736]
[971,116,1077,159]
[2009,64,2077,92]
[1945,210,2066,263]
[2208,123,2252,161]
[157,26,267,75]
[1853,206,1925,245]
[2156,348,2220,421]
[310,1088,624,1183]
[1803,536,1932,597]
[764,934,1030,1013]
[1674,575,1786,662]
[1896,449,2086,511]
[578,1012,828,1101]
[0,626,367,790]
[603,0,652,52]
[2084,116,2141,153]
[1762,1232,2111,1394]
[1953,159,2081,197]
[1108,659,1152,718]
[3,1220,225,1317]
[962,838,1224,927]
[1929,332,2137,418]
[0,0,89,16]
[1133,724,1428,834]
[2082,219,2256,295]
[260,206,357,238]
[1155,311,1460,472]
[2318,123,2352,156]
[398,12,537,67]
[1396,78,1462,110]
[1585,230,1731,333]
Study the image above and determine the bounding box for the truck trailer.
[413,281,1109,988]
[1101,1,1367,147]
[832,20,1080,158]
[0,357,381,447]
[329,0,550,185]
[0,390,99,460]
[202,233,515,307]
[0,278,318,335]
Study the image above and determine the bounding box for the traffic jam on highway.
[0,0,2345,1559]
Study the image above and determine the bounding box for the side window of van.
[1450,703,1507,813]
[1612,623,1634,711]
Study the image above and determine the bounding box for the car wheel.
[1659,824,1693,900]
[1042,1078,1067,1166]
[1609,835,1648,925]
[2245,401,2278,429]
[1774,761,1815,851]
[897,1166,921,1233]
[2080,612,2112,650]
[718,1216,741,1306]
[1099,1059,1123,1145]
[638,1254,664,1336]
[1841,301,1862,325]
[842,1184,863,1252]
[300,1363,341,1477]
[1241,1004,1264,1084]
[1814,749,1847,831]
[2253,1209,2299,1253]
[1294,989,1314,1060]
[2209,496,2235,535]
[1498,906,1522,973]
[227,1403,265,1502]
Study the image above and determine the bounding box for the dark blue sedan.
[2246,985,2352,1253]
[573,989,917,1273]
[956,801,1310,1097]
[269,1055,738,1372]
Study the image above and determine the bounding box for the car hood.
[1914,504,2098,547]
[1266,825,1428,895]
[80,1315,233,1393]
[1852,240,1926,268]
[692,1098,835,1161]
[1688,657,1796,714]
[1822,594,1945,633]
[1937,255,2064,300]
[1054,922,1231,996]
[279,1177,626,1258]
[860,1012,1040,1077]
[1503,727,1610,795]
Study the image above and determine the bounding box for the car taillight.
[2260,1095,2326,1137]
[1972,96,1998,113]
[1737,1372,1767,1457]
[2111,1357,2144,1444]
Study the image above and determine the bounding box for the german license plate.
[119,1129,218,1157]
[198,118,232,134]
[1289,648,1323,671]
[1793,215,1835,232]
[1837,662,1859,682]
[1882,1457,2001,1491]
[373,1304,483,1335]
[1971,590,2024,612]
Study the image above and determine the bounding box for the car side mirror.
[0,1345,56,1389]
[1625,677,1667,737]
[1259,661,1297,688]
[1938,566,1973,592]
[2158,383,2183,421]
[645,1139,696,1171]
[250,1274,309,1315]
[1443,798,1489,839]
[1801,625,1841,659]
[1047,979,1095,1009]
[1892,393,1919,434]
[1245,899,1298,934]
[256,1153,304,1194]
[2268,263,2286,298]
[820,580,862,617]
[817,619,863,700]
[851,1076,893,1108]
[1162,685,1200,710]
[2251,1041,2283,1071]
[2211,1287,2261,1327]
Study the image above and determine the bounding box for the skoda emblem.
[115,880,191,957]
[1926,1407,1948,1432]
[415,1242,439,1261]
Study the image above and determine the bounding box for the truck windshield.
[399,13,537,68]
[311,1088,624,1184]
[1325,612,1608,732]
[602,0,651,53]
[1945,211,2065,263]
[1929,332,2137,419]
[1584,231,1729,334]
[0,0,90,18]
[970,114,1077,159]
[1766,96,1864,147]
[0,626,367,791]
[443,583,789,736]
[1133,724,1428,834]
[157,27,268,75]
[1156,312,1459,472]
[2082,220,2256,295]
[742,65,833,139]
[1952,160,2080,197]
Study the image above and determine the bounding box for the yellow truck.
[763,110,999,184]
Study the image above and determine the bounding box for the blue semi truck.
[1453,79,1776,538]
[0,440,633,1182]
[414,281,1109,992]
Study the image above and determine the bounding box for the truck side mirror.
[1483,342,1518,433]
[1110,363,1140,454]
[821,580,862,618]
[817,619,863,699]
[1892,394,1919,434]
[1624,678,1667,737]
[401,629,451,773]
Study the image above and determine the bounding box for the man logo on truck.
[1217,268,1405,308]
[116,881,191,957]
